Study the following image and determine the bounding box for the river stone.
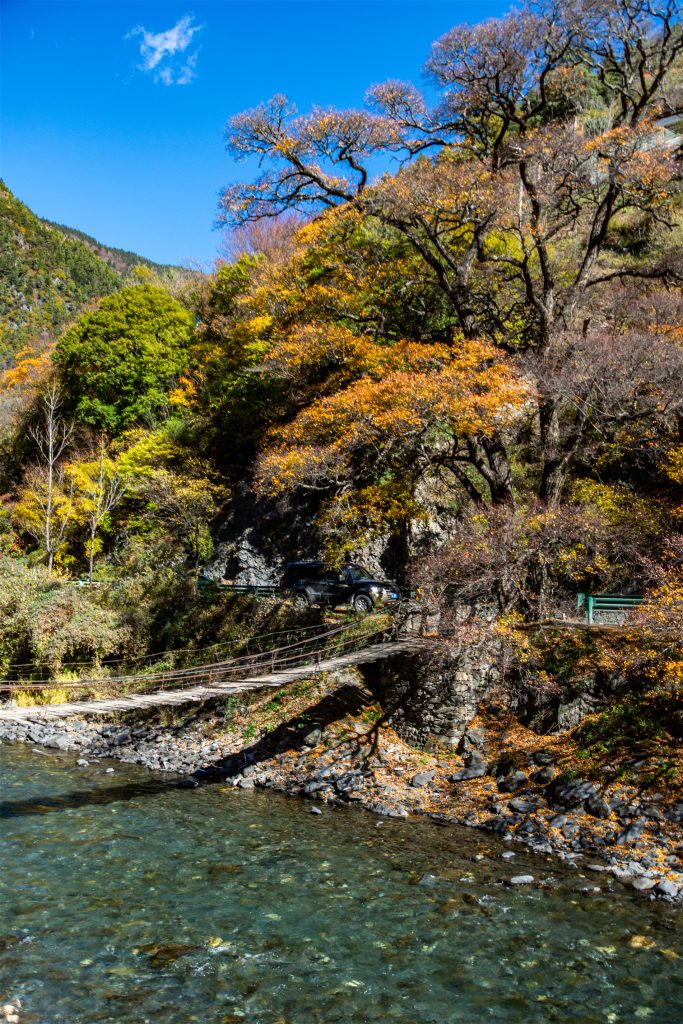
[335,771,365,795]
[612,800,640,818]
[451,766,487,782]
[51,735,73,751]
[508,798,538,813]
[516,820,536,836]
[411,770,436,788]
[482,816,507,833]
[369,802,408,818]
[631,877,657,892]
[530,750,555,766]
[614,818,647,845]
[109,728,132,746]
[309,805,322,815]
[507,875,534,886]
[300,724,322,748]
[498,771,528,793]
[654,879,680,899]
[665,803,683,824]
[547,777,599,808]
[457,728,487,754]
[585,793,612,819]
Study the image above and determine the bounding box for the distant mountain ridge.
[42,219,182,277]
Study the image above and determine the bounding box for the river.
[1,743,681,1023]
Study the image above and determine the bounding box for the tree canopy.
[53,285,194,433]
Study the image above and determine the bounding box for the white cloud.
[127,14,202,85]
[177,51,198,86]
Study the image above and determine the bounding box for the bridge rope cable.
[0,619,366,679]
[0,636,394,714]
[0,619,395,692]
[0,620,343,674]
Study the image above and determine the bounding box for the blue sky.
[1,1,509,269]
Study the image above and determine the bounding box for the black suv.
[279,561,400,613]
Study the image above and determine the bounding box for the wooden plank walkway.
[0,639,423,724]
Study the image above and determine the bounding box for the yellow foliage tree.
[626,539,683,691]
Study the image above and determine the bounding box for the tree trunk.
[88,530,96,583]
[539,458,569,507]
[480,434,515,506]
[538,397,566,506]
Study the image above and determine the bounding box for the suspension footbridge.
[0,619,423,723]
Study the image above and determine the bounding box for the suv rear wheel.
[352,593,374,614]
[292,590,312,609]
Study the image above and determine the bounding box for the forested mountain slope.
[0,182,123,366]
[0,181,181,370]
[43,219,182,277]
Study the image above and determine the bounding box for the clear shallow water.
[0,744,681,1024]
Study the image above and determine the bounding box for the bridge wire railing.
[0,620,349,678]
[0,616,400,700]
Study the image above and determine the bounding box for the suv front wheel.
[352,593,374,614]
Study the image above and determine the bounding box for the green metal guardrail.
[577,593,643,625]
[197,574,278,596]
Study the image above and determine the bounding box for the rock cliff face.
[206,482,403,585]
[205,484,314,584]
[362,638,503,749]
[362,634,634,751]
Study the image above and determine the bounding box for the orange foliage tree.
[219,0,683,514]
[256,333,530,554]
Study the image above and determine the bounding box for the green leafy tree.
[110,425,226,569]
[53,285,193,433]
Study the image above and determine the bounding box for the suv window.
[345,564,373,581]
[283,563,323,581]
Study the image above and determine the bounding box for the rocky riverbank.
[1,668,681,904]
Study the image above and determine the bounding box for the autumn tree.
[626,535,683,690]
[14,385,75,573]
[137,467,222,567]
[220,0,682,511]
[256,333,530,555]
[414,488,663,621]
[70,442,125,582]
[108,426,226,569]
